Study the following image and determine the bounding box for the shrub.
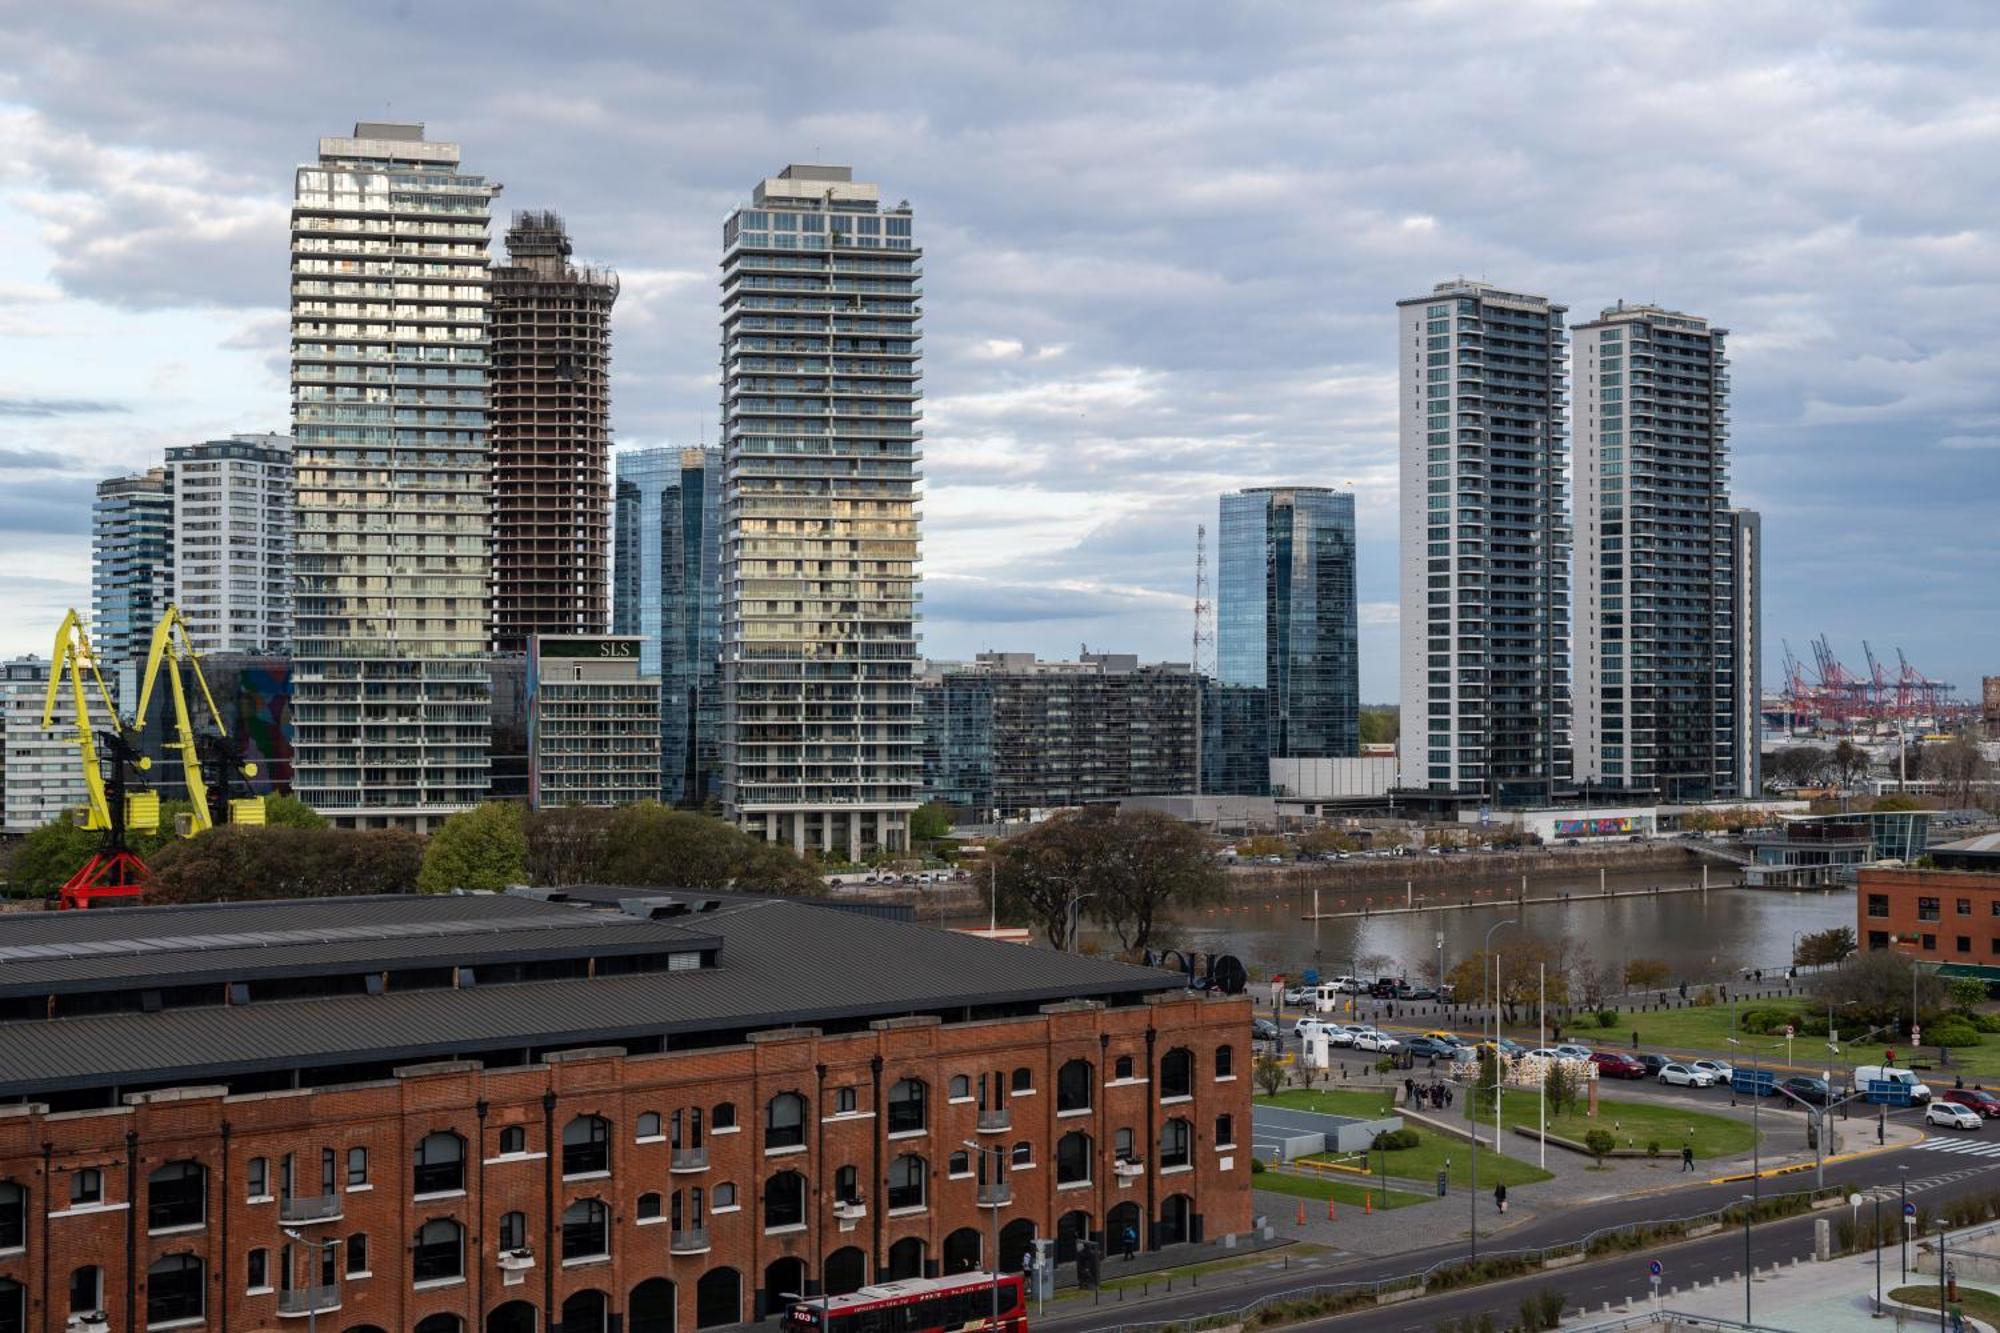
[1693,986,1717,1007]
[1250,1156,1266,1174]
[1595,1008,1619,1029]
[1926,1020,1982,1048]
[1583,1129,1616,1164]
[1375,1056,1396,1075]
[1372,1128,1421,1151]
[1647,1140,1661,1158]
[1974,1013,2000,1035]
[1739,1007,1797,1035]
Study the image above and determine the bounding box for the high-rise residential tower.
[91,467,173,670]
[1727,507,1762,798]
[165,432,294,653]
[488,211,618,654]
[613,446,723,806]
[1573,304,1737,802]
[719,165,921,856]
[1217,486,1360,759]
[290,122,498,829]
[1397,281,1572,805]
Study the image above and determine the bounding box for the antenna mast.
[1192,523,1215,796]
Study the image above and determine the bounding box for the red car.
[1942,1088,2000,1119]
[1589,1051,1648,1079]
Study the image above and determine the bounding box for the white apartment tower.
[719,165,922,856]
[1728,507,1762,798]
[1573,304,1737,802]
[165,433,294,653]
[289,123,498,828]
[1397,281,1572,806]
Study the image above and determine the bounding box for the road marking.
[1914,1139,2000,1157]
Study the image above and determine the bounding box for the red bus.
[784,1272,1028,1333]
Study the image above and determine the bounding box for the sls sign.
[536,636,641,660]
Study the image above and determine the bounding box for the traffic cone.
[1365,1193,1373,1216]
[1326,1198,1335,1221]
[1296,1201,1306,1226]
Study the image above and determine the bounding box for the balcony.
[671,1146,710,1172]
[977,1182,1013,1208]
[277,1286,342,1318]
[977,1107,1012,1133]
[498,1247,536,1274]
[278,1194,344,1225]
[672,1227,712,1255]
[1114,1157,1146,1179]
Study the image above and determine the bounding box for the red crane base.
[58,852,151,911]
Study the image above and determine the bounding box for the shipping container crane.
[42,609,158,909]
[133,604,264,835]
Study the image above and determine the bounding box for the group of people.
[1404,1077,1455,1110]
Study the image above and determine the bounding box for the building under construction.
[488,211,619,654]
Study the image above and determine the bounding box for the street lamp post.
[1485,918,1516,1161]
[1741,1194,1754,1326]
[1065,893,1097,955]
[1901,1165,1910,1284]
[963,1141,1005,1326]
[281,1229,341,1333]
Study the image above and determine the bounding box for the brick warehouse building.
[1860,864,2000,973]
[0,891,1250,1333]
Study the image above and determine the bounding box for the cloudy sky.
[1,1,1995,700]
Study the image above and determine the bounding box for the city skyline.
[1,6,1997,702]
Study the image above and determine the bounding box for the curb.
[1704,1135,1922,1185]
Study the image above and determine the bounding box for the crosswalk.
[1914,1137,2000,1159]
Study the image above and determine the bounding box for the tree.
[1812,950,1946,1027]
[148,824,424,903]
[1583,1128,1615,1166]
[1358,705,1398,747]
[259,794,328,828]
[1931,736,1992,811]
[523,805,617,886]
[1625,957,1672,992]
[1770,746,1831,789]
[1092,810,1224,953]
[909,801,953,845]
[1253,1053,1286,1099]
[418,802,528,893]
[3,818,99,898]
[1830,739,1874,790]
[596,803,823,894]
[1544,1061,1582,1118]
[1947,976,1990,1013]
[1794,927,1857,968]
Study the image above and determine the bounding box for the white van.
[1853,1066,1932,1103]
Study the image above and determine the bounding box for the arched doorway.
[696,1267,741,1329]
[486,1303,537,1333]
[560,1290,609,1333]
[1106,1201,1142,1257]
[415,1317,463,1333]
[630,1279,675,1333]
[1056,1210,1093,1264]
[1158,1194,1193,1247]
[941,1227,981,1274]
[884,1237,924,1282]
[824,1247,867,1297]
[998,1219,1035,1275]
[763,1257,808,1318]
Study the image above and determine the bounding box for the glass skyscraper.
[719,165,922,857]
[1217,486,1360,759]
[613,446,722,806]
[91,467,174,671]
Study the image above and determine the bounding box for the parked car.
[1589,1051,1648,1079]
[1779,1076,1831,1107]
[1352,1029,1403,1053]
[1291,1016,1325,1039]
[1331,975,1363,994]
[1927,1100,1984,1131]
[1853,1066,1933,1104]
[1659,1062,1715,1088]
[1401,984,1439,1001]
[1251,1018,1281,1043]
[1944,1088,2000,1118]
[1637,1053,1674,1077]
[1282,986,1309,1006]
[1367,978,1401,998]
[1405,1036,1463,1060]
[1689,1059,1734,1083]
[1551,1044,1595,1061]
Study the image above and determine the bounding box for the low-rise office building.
[1745,810,1932,888]
[0,891,1249,1333]
[1860,866,2000,975]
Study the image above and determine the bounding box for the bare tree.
[1932,736,1992,811]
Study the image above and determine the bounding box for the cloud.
[0,477,95,533]
[0,446,71,468]
[0,396,126,417]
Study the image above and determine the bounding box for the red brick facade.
[1860,865,2000,964]
[0,991,1250,1333]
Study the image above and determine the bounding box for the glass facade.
[613,447,721,806]
[91,468,174,672]
[1217,487,1359,759]
[720,166,921,856]
[289,123,497,828]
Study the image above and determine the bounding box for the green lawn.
[1494,1095,1757,1159]
[1607,1005,2000,1079]
[1889,1284,2000,1327]
[1258,1089,1552,1187]
[1252,1168,1427,1209]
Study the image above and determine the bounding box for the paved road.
[1042,1138,1998,1333]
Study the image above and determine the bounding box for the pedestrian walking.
[1404,1076,1416,1107]
[1494,1182,1507,1214]
[1680,1144,1695,1172]
[1678,981,1688,1000]
[1122,1225,1137,1261]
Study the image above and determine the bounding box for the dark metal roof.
[528,883,917,923]
[0,899,1180,1097]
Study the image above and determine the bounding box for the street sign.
[1649,1260,1663,1277]
[1913,1027,1922,1044]
[1785,1025,1796,1038]
[1905,1202,1918,1218]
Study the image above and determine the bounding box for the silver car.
[1658,1062,1715,1088]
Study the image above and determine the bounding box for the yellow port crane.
[43,609,156,908]
[133,604,263,836]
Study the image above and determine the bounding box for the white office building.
[166,433,294,653]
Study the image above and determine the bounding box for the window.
[499,1126,527,1155]
[1919,898,1941,922]
[1160,1048,1194,1099]
[413,1132,466,1195]
[888,1078,927,1134]
[835,1086,858,1114]
[1057,1060,1092,1112]
[887,1155,926,1211]
[712,1102,738,1131]
[1114,1055,1134,1080]
[824,1167,854,1207]
[1161,1119,1192,1169]
[1056,1132,1091,1186]
[563,1115,611,1176]
[247,1156,268,1199]
[147,1255,204,1325]
[948,1151,970,1177]
[639,1191,662,1221]
[1959,900,1974,917]
[147,1161,206,1231]
[1959,937,1972,954]
[1867,895,1889,918]
[1215,1045,1235,1078]
[321,1147,337,1195]
[766,1093,807,1150]
[1011,1067,1032,1093]
[949,1074,971,1100]
[413,1218,464,1282]
[1924,934,1937,951]
[1114,1128,1136,1162]
[562,1199,610,1260]
[764,1171,807,1228]
[346,1233,367,1275]
[70,1167,102,1206]
[1215,1114,1235,1147]
[1869,931,1890,950]
[713,1182,737,1210]
[346,1147,368,1187]
[68,1264,102,1315]
[673,1107,705,1150]
[1011,1141,1033,1167]
[638,1111,663,1140]
[246,1247,268,1291]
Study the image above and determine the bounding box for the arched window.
[560,1291,608,1333]
[1056,1131,1092,1185]
[887,1078,926,1134]
[948,1074,971,1100]
[763,1170,806,1229]
[1011,1141,1032,1167]
[146,1255,203,1325]
[948,1150,970,1176]
[1011,1067,1033,1093]
[66,1264,101,1316]
[712,1182,735,1210]
[146,1161,205,1230]
[413,1218,464,1282]
[0,1279,20,1333]
[416,1316,464,1333]
[766,1093,806,1150]
[413,1131,466,1195]
[564,1115,611,1177]
[500,1210,528,1252]
[711,1102,737,1131]
[0,1183,21,1249]
[638,1111,663,1140]
[638,1191,662,1221]
[1057,1059,1093,1112]
[1215,1044,1235,1078]
[1161,1117,1192,1169]
[562,1198,610,1261]
[1115,1127,1137,1161]
[835,1164,860,1204]
[1160,1048,1194,1099]
[887,1154,926,1211]
[499,1125,526,1155]
[1114,1055,1135,1080]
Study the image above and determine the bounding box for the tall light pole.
[281,1229,341,1333]
[1485,918,1517,1160]
[1065,892,1097,955]
[963,1140,1005,1325]
[1741,1195,1754,1326]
